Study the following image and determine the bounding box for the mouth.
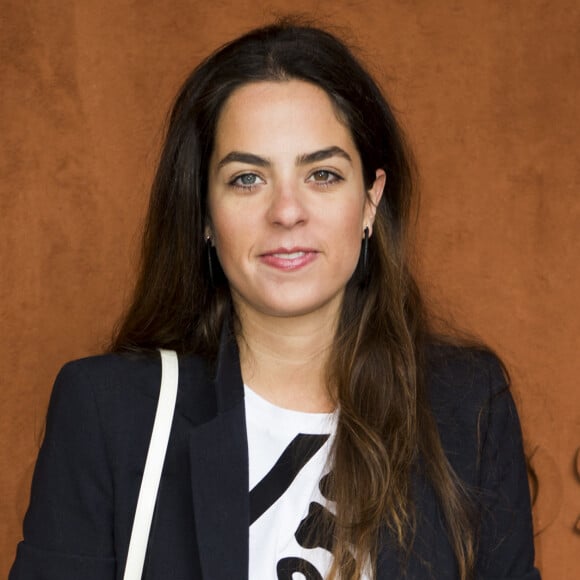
[270,251,308,259]
[259,247,319,271]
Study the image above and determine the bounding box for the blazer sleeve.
[9,361,117,579]
[476,357,541,580]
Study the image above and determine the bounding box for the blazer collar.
[214,317,245,413]
[188,317,249,579]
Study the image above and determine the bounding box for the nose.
[266,180,308,228]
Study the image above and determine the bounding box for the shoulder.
[44,353,159,418]
[50,350,215,426]
[425,342,508,419]
[57,351,161,386]
[56,349,212,389]
[55,353,161,391]
[42,353,162,444]
[426,342,507,393]
[423,342,515,483]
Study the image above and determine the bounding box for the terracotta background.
[1,0,578,577]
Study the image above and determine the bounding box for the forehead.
[212,80,357,156]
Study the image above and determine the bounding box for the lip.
[259,247,319,271]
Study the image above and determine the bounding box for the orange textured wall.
[1,1,578,577]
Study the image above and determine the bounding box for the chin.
[253,292,344,320]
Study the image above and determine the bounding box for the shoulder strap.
[123,349,179,580]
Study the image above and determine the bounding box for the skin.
[207,80,385,411]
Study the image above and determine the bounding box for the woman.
[10,22,540,579]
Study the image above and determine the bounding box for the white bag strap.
[123,349,179,580]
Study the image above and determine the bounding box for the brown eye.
[313,170,331,181]
[308,170,342,184]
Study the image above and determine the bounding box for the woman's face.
[207,80,385,322]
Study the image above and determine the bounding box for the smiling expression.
[207,80,385,321]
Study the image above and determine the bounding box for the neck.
[235,303,339,413]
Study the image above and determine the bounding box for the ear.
[363,169,386,236]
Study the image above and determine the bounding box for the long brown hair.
[112,21,476,579]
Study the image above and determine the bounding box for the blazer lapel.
[189,321,249,579]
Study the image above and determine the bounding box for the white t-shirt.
[245,385,338,579]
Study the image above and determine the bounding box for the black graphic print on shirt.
[250,434,329,524]
[249,434,343,579]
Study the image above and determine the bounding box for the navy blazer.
[10,328,540,579]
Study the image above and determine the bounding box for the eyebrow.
[215,146,352,170]
[297,146,352,166]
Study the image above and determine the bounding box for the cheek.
[329,200,365,246]
[213,218,239,260]
[317,202,366,281]
[341,221,365,268]
[210,206,254,273]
